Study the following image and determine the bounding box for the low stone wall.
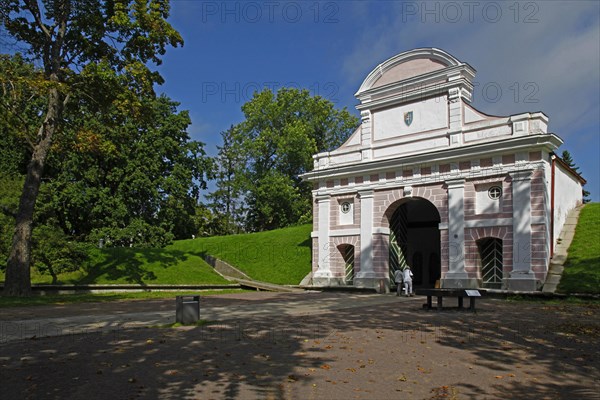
[202,255,252,280]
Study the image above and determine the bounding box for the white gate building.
[302,48,585,292]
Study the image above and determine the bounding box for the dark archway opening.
[389,198,441,289]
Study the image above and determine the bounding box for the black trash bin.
[176,295,200,324]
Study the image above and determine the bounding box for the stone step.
[548,264,564,274]
[558,230,575,243]
[541,283,557,293]
[550,254,567,264]
[544,274,562,285]
[564,216,579,225]
[543,204,585,294]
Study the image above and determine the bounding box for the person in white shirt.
[393,269,403,296]
[403,267,414,297]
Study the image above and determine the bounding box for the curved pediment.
[356,48,467,97]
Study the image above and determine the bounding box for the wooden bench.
[415,288,486,311]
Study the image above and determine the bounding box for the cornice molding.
[356,76,474,111]
[303,134,562,182]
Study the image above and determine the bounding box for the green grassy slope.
[22,246,230,285]
[2,224,312,286]
[558,203,600,294]
[172,224,313,285]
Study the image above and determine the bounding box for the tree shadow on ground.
[77,248,189,285]
[0,316,334,399]
[1,295,598,399]
[559,256,600,294]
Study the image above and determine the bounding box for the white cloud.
[340,1,599,137]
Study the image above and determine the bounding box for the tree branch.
[23,0,52,39]
[61,92,71,111]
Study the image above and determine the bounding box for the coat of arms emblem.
[404,111,413,126]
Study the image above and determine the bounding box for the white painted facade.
[553,160,587,245]
[302,48,585,292]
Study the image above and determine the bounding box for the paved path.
[1,292,414,343]
[1,291,598,400]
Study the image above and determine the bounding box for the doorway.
[477,238,503,289]
[389,198,441,288]
[338,244,355,285]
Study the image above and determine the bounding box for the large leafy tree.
[0,54,41,175]
[37,94,211,247]
[205,125,246,235]
[230,87,359,231]
[1,0,182,296]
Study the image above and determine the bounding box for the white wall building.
[302,48,585,292]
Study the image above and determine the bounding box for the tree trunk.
[49,265,58,285]
[3,87,60,297]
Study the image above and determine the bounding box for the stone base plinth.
[354,276,389,293]
[506,272,539,291]
[312,276,346,287]
[440,272,479,289]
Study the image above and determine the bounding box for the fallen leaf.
[320,364,331,370]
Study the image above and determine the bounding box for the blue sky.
[156,0,600,201]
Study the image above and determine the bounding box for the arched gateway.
[302,48,585,292]
[387,198,441,289]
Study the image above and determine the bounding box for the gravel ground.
[1,292,599,400]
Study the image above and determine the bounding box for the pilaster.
[448,87,464,147]
[442,178,476,288]
[360,110,373,162]
[507,170,537,291]
[313,194,333,286]
[354,189,377,289]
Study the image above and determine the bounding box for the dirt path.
[1,292,599,399]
